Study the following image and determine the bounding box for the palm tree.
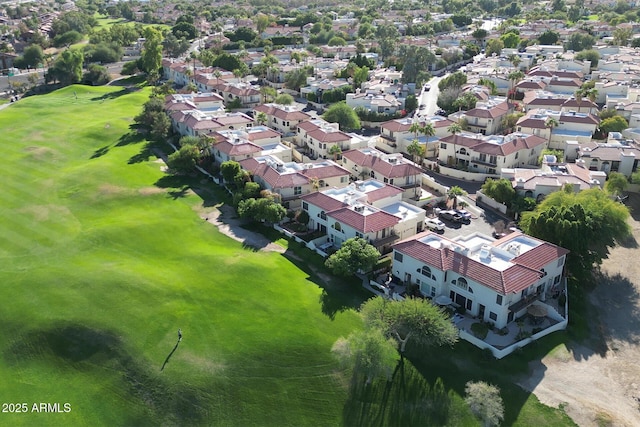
[574,88,585,113]
[447,123,462,135]
[260,86,276,103]
[544,117,559,148]
[256,112,268,125]
[447,123,462,167]
[409,121,423,139]
[407,139,425,164]
[507,70,524,101]
[447,185,467,210]
[233,68,244,83]
[422,122,436,158]
[213,70,222,86]
[508,53,522,70]
[328,144,342,161]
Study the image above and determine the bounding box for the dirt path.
[201,204,285,253]
[518,196,640,427]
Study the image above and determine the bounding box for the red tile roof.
[393,232,568,294]
[342,150,423,178]
[328,207,399,233]
[254,104,311,121]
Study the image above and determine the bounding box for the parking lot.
[427,204,516,241]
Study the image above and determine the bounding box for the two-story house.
[438,132,547,174]
[253,103,312,137]
[300,180,425,253]
[460,98,510,136]
[239,155,350,208]
[516,109,599,151]
[169,110,254,137]
[378,116,454,157]
[341,148,424,199]
[296,119,369,160]
[576,140,640,177]
[501,155,606,202]
[391,230,569,329]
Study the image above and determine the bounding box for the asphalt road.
[416,74,446,117]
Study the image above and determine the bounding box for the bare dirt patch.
[201,204,286,254]
[519,194,640,427]
[138,187,164,196]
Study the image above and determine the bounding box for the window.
[294,186,302,195]
[490,155,497,164]
[557,256,565,267]
[554,275,561,284]
[455,277,468,291]
[319,211,327,220]
[333,222,342,232]
[421,266,432,278]
[489,312,497,321]
[383,177,389,183]
[496,294,503,305]
[440,143,447,149]
[459,148,467,155]
[302,202,308,211]
[394,252,403,262]
[430,286,436,297]
[355,232,363,238]
[515,152,519,159]
[340,176,348,183]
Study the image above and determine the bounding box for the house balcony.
[470,157,497,167]
[508,290,544,313]
[370,232,400,248]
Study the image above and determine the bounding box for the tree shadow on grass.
[282,245,369,320]
[4,322,209,424]
[343,361,454,427]
[90,88,131,101]
[91,144,111,159]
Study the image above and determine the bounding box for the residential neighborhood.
[3,0,640,425]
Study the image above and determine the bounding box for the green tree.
[481,178,515,205]
[519,188,630,276]
[325,237,380,277]
[500,32,520,49]
[46,49,84,85]
[331,329,399,384]
[605,172,628,196]
[613,27,633,46]
[360,297,458,354]
[238,197,286,224]
[438,71,467,92]
[256,112,268,125]
[447,123,462,135]
[167,144,199,173]
[407,139,425,164]
[375,23,399,60]
[19,44,44,69]
[83,63,111,85]
[220,160,243,185]
[599,116,628,134]
[472,28,488,45]
[149,113,170,142]
[565,34,595,52]
[448,185,467,210]
[453,92,478,111]
[284,68,309,92]
[465,381,504,427]
[141,27,163,75]
[575,49,600,69]
[328,144,342,161]
[275,93,294,105]
[545,117,559,147]
[323,102,361,132]
[538,30,560,45]
[485,38,504,57]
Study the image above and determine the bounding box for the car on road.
[425,218,445,231]
[419,104,426,110]
[455,209,473,222]
[439,210,464,223]
[435,109,447,116]
[424,84,431,91]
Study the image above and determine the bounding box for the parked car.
[439,210,463,223]
[455,209,472,221]
[435,109,447,116]
[419,104,426,110]
[425,218,445,232]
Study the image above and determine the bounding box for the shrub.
[471,322,489,339]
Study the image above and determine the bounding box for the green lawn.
[0,85,575,426]
[93,13,170,31]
